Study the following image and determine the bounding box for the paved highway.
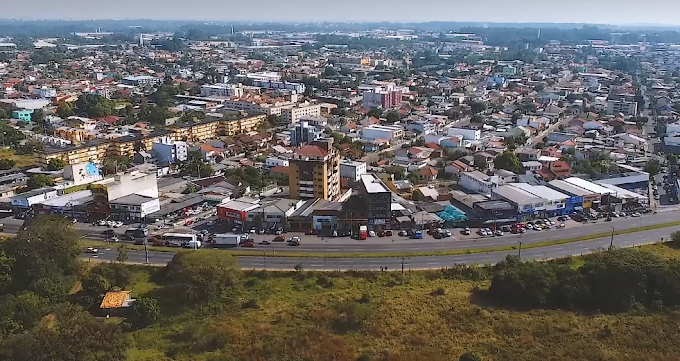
[187,211,679,254]
[82,223,680,270]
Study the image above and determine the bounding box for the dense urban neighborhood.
[4,18,680,361]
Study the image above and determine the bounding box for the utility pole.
[401,256,409,284]
[609,226,615,249]
[144,239,149,264]
[518,241,523,259]
[263,250,268,270]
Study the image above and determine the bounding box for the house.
[445,160,473,175]
[473,152,495,171]
[417,166,438,183]
[99,290,135,316]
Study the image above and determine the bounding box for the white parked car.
[368,230,377,237]
[85,247,98,253]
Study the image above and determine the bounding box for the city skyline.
[1,0,680,26]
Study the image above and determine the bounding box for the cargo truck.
[212,234,241,248]
[359,225,368,240]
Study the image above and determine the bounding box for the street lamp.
[609,226,615,249]
[263,250,268,270]
[518,241,523,259]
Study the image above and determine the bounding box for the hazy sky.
[1,0,678,25]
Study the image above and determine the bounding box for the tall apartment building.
[362,90,402,109]
[280,104,321,124]
[290,121,322,146]
[288,139,340,201]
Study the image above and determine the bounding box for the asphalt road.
[186,211,678,254]
[82,223,680,271]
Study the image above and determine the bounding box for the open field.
[0,148,35,167]
[112,242,680,361]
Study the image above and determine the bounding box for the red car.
[274,235,285,242]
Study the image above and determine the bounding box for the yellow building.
[288,139,340,201]
[35,113,266,166]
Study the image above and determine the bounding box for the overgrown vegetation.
[7,217,680,360]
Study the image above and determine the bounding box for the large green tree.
[26,174,55,190]
[75,94,115,118]
[493,151,523,173]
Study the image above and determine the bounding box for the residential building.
[12,109,33,122]
[280,103,321,124]
[362,89,402,109]
[339,160,367,181]
[358,174,392,229]
[200,83,244,98]
[290,121,322,146]
[252,80,305,93]
[122,75,160,86]
[606,100,638,116]
[361,124,404,143]
[417,166,439,183]
[152,136,189,164]
[288,139,340,201]
[447,127,481,140]
[33,87,57,98]
[459,171,501,195]
[265,157,289,168]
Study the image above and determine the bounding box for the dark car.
[385,230,393,236]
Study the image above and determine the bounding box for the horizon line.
[1,18,680,27]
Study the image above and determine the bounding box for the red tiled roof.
[425,142,441,150]
[418,166,438,176]
[270,166,289,175]
[295,145,328,157]
[537,167,555,180]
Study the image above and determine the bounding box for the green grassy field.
[112,242,680,361]
[0,148,35,167]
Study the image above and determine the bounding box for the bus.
[161,233,197,247]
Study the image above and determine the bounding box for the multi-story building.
[339,160,367,181]
[122,75,161,86]
[361,124,404,143]
[200,83,244,98]
[606,100,638,116]
[152,136,189,164]
[35,114,265,166]
[280,103,321,125]
[33,87,57,98]
[252,80,305,94]
[362,89,402,109]
[288,139,340,201]
[358,174,392,229]
[459,171,502,195]
[290,121,322,146]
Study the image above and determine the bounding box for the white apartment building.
[459,171,501,195]
[606,100,638,116]
[200,83,244,98]
[339,160,367,181]
[280,103,321,124]
[447,127,481,140]
[245,71,282,82]
[265,157,290,168]
[152,136,189,164]
[361,124,404,143]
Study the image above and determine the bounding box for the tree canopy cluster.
[75,93,116,118]
[489,247,680,313]
[0,216,130,360]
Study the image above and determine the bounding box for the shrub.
[431,287,446,296]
